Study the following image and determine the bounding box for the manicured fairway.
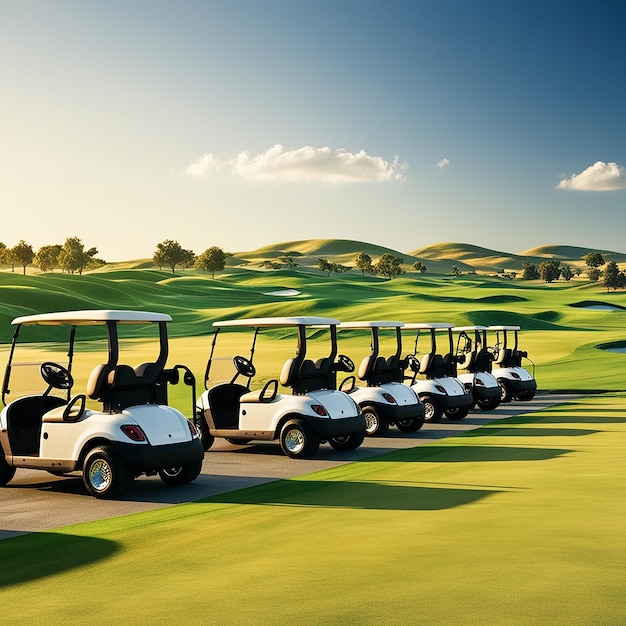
[2,394,626,624]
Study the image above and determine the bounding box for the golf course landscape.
[1,239,626,624]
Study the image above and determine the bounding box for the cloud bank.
[557,161,626,191]
[184,145,407,183]
[436,158,450,169]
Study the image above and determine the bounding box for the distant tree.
[603,261,621,292]
[259,260,281,269]
[34,244,62,272]
[355,252,374,275]
[318,258,333,276]
[278,254,299,267]
[196,246,226,278]
[0,242,6,265]
[374,253,404,279]
[561,265,574,281]
[412,261,427,273]
[538,260,562,283]
[11,240,35,275]
[153,239,190,274]
[618,271,626,290]
[522,261,540,280]
[587,267,601,282]
[583,252,605,268]
[451,265,462,276]
[58,237,99,274]
[180,248,196,271]
[332,263,351,274]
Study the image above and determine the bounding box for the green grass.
[2,394,626,624]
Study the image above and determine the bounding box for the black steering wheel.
[41,362,74,390]
[336,354,355,373]
[406,355,420,373]
[233,355,256,378]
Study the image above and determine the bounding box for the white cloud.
[557,161,626,191]
[184,145,407,183]
[437,158,450,169]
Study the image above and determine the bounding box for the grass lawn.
[2,393,626,624]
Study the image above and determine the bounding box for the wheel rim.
[161,466,182,478]
[397,419,411,427]
[424,402,435,420]
[364,411,378,434]
[284,428,305,454]
[88,458,112,492]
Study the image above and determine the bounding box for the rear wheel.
[280,419,320,459]
[0,454,16,486]
[328,432,365,451]
[82,445,133,499]
[395,414,425,432]
[196,414,215,451]
[445,405,469,420]
[499,379,514,403]
[476,397,500,411]
[363,405,389,437]
[159,460,203,486]
[421,396,442,422]
[516,390,536,401]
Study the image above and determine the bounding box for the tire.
[396,414,425,432]
[516,390,536,401]
[279,419,320,459]
[476,396,501,411]
[225,438,252,445]
[328,432,365,451]
[362,405,389,437]
[159,459,203,486]
[82,445,134,499]
[0,454,16,486]
[421,396,443,422]
[499,379,514,403]
[445,405,469,421]
[196,415,215,451]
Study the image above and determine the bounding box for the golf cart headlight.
[121,424,146,442]
[311,404,329,416]
[435,384,446,394]
[475,378,485,387]
[511,372,521,379]
[382,393,397,404]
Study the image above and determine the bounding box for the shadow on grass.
[0,532,119,588]
[208,479,501,511]
[461,426,600,438]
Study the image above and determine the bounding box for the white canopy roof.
[214,316,341,328]
[453,325,488,331]
[487,325,521,331]
[12,310,172,326]
[403,322,454,330]
[338,320,404,329]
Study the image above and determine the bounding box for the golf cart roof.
[453,325,488,331]
[403,322,454,330]
[488,325,521,331]
[12,310,172,326]
[338,320,404,329]
[214,316,341,329]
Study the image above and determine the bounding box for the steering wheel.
[336,354,355,373]
[406,355,420,373]
[233,355,256,378]
[40,362,74,390]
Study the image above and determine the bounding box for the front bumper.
[376,402,425,422]
[308,414,366,438]
[114,438,204,471]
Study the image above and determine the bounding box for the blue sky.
[1,0,625,261]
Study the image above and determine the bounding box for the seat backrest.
[87,364,112,400]
[358,356,374,381]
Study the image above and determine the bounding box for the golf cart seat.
[495,348,512,365]
[457,351,476,372]
[206,383,249,429]
[280,357,304,389]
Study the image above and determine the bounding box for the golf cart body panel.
[0,310,203,497]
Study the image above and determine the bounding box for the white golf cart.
[402,323,473,422]
[487,325,537,402]
[195,317,366,459]
[335,321,425,436]
[453,325,501,410]
[0,310,203,499]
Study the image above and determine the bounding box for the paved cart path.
[0,394,578,540]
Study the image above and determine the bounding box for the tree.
[522,261,540,280]
[58,237,98,274]
[583,252,605,268]
[0,242,6,265]
[180,248,196,271]
[153,239,190,274]
[374,253,404,279]
[11,240,35,275]
[278,254,299,267]
[561,265,574,281]
[34,244,62,272]
[196,246,226,278]
[318,258,333,276]
[355,252,374,275]
[412,261,427,273]
[451,265,462,276]
[587,267,601,282]
[603,261,621,292]
[538,260,561,283]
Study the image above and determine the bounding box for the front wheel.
[421,396,443,422]
[328,432,365,451]
[159,460,203,486]
[82,445,133,499]
[516,390,536,401]
[280,419,320,459]
[445,405,469,421]
[499,379,514,403]
[196,414,215,451]
[395,414,425,432]
[476,397,501,411]
[362,405,389,437]
[0,454,16,486]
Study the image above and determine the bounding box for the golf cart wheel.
[445,406,469,421]
[196,415,215,451]
[0,454,16,486]
[421,396,443,422]
[280,419,320,459]
[362,405,389,437]
[82,445,133,499]
[225,438,252,445]
[328,432,365,451]
[476,397,501,411]
[516,390,535,401]
[396,415,425,433]
[158,460,203,486]
[498,379,514,403]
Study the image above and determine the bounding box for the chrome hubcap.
[364,412,378,433]
[285,428,305,453]
[89,459,112,492]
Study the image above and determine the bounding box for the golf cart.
[487,325,537,402]
[402,323,473,422]
[0,310,203,499]
[335,321,425,436]
[453,325,501,410]
[195,317,366,459]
